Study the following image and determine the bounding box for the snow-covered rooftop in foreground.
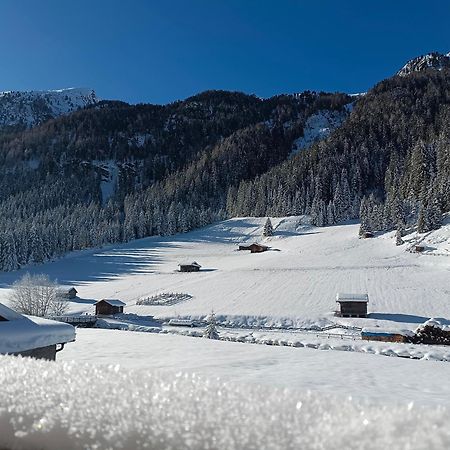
[1,355,449,450]
[0,303,75,354]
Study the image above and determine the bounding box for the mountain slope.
[0,51,448,272]
[0,87,98,130]
[0,89,351,270]
[397,51,450,76]
[229,69,450,228]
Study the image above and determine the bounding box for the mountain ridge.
[0,52,447,272]
[397,51,450,76]
[0,87,98,129]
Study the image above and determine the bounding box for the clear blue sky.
[0,1,449,104]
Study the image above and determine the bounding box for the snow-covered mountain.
[0,87,99,128]
[397,51,450,76]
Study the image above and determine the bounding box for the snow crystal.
[0,355,449,450]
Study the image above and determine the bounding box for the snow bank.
[0,356,449,450]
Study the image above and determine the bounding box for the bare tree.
[8,273,68,317]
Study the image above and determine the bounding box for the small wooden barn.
[363,231,375,239]
[414,244,425,253]
[361,328,409,343]
[95,299,125,316]
[62,287,78,299]
[238,243,269,253]
[179,262,202,272]
[335,293,368,318]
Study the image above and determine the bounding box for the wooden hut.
[363,231,375,239]
[335,293,368,318]
[178,262,202,272]
[95,299,125,316]
[414,244,425,253]
[361,328,409,343]
[62,287,78,299]
[238,243,269,253]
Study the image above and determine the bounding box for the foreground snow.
[1,354,449,450]
[61,329,450,407]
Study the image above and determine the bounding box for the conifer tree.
[395,228,404,246]
[263,217,274,237]
[204,311,220,340]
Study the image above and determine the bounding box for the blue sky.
[0,1,449,104]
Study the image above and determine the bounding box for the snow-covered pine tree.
[204,311,220,340]
[395,228,404,246]
[326,201,335,225]
[263,217,274,237]
[359,196,370,237]
[417,203,427,233]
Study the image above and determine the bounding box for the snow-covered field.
[60,328,450,407]
[1,216,449,448]
[0,216,448,332]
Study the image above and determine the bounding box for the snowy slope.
[0,216,448,333]
[291,108,349,154]
[0,87,98,128]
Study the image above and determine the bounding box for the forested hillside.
[228,70,450,231]
[0,56,448,272]
[0,90,350,270]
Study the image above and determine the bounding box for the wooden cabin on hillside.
[335,293,368,318]
[361,328,409,343]
[95,299,125,316]
[61,287,78,299]
[238,243,269,253]
[178,262,202,272]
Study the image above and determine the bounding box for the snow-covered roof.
[0,303,24,321]
[336,293,369,303]
[178,261,202,268]
[0,303,75,354]
[362,327,414,337]
[96,299,126,307]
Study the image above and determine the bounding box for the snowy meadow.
[0,217,449,449]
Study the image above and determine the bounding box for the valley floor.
[0,216,449,407]
[0,216,448,330]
